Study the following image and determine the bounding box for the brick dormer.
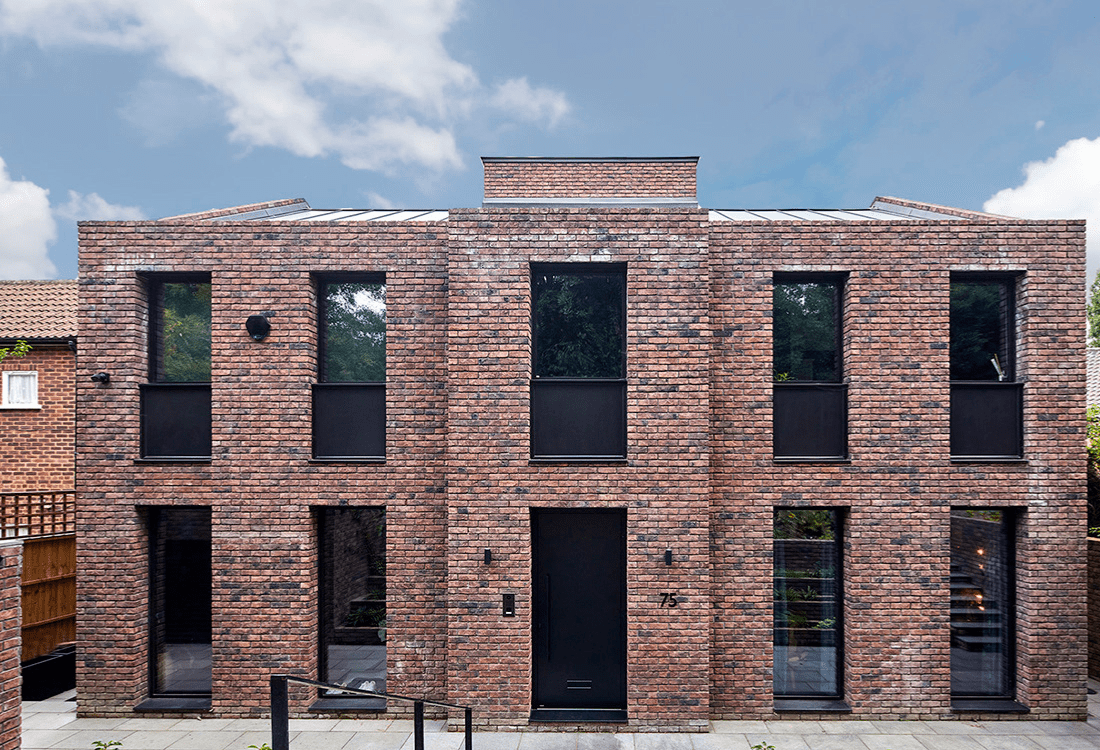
[482,156,698,207]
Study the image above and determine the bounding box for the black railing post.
[464,706,472,750]
[271,675,289,750]
[414,700,425,750]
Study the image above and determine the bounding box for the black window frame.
[139,273,212,461]
[772,507,845,704]
[950,508,1020,710]
[772,273,848,462]
[312,273,387,462]
[146,506,212,701]
[530,262,627,462]
[949,273,1023,461]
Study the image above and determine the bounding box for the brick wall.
[708,219,1087,720]
[0,346,75,491]
[0,541,22,750]
[76,177,1087,727]
[482,158,697,199]
[77,220,448,717]
[445,207,711,730]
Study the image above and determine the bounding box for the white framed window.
[2,371,39,408]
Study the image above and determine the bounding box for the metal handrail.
[269,675,472,750]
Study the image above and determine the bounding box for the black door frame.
[530,507,628,722]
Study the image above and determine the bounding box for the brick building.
[76,158,1087,729]
[0,280,77,493]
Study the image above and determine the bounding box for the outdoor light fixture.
[664,549,673,566]
[484,548,492,565]
[245,315,271,341]
[90,372,110,385]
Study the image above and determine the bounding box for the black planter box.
[22,644,75,701]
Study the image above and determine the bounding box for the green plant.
[0,339,30,364]
[248,744,272,750]
[92,741,122,750]
[749,742,775,750]
[815,617,836,630]
[773,371,791,382]
[774,585,818,602]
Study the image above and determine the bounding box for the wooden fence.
[0,492,76,662]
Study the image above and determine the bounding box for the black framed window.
[148,507,211,697]
[772,275,847,460]
[773,509,842,699]
[531,264,626,460]
[313,276,386,460]
[318,507,386,708]
[141,276,212,459]
[950,276,1022,459]
[950,509,1016,701]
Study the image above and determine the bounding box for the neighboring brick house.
[0,280,77,492]
[76,158,1086,728]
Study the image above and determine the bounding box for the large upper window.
[531,264,626,460]
[949,276,1022,459]
[773,509,842,701]
[313,276,386,460]
[772,275,847,460]
[951,509,1016,704]
[141,277,212,459]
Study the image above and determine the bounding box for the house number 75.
[660,592,679,607]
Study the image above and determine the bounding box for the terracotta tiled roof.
[1089,348,1100,407]
[0,280,78,340]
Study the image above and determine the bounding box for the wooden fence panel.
[21,535,76,662]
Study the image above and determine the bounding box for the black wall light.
[484,548,492,565]
[245,315,271,341]
[90,372,110,385]
[664,549,673,566]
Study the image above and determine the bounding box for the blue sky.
[1,0,1099,281]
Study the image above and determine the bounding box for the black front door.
[532,509,626,713]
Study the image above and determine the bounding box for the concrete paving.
[21,682,1100,750]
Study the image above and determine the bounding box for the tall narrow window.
[141,277,212,459]
[773,509,842,700]
[318,507,386,708]
[313,277,386,460]
[772,275,847,460]
[531,264,626,460]
[950,276,1022,459]
[148,507,211,698]
[950,509,1015,702]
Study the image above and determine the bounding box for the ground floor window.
[148,507,211,696]
[319,507,386,704]
[773,508,841,698]
[950,509,1015,698]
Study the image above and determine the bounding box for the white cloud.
[1035,120,1045,131]
[0,156,57,279]
[0,0,570,173]
[491,78,571,128]
[984,136,1100,282]
[365,192,397,210]
[55,190,145,222]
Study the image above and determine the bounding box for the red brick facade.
[0,347,75,492]
[483,157,697,200]
[76,158,1087,728]
[0,542,22,750]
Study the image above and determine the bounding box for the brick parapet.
[482,159,698,200]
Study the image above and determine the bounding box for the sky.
[0,0,1098,282]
